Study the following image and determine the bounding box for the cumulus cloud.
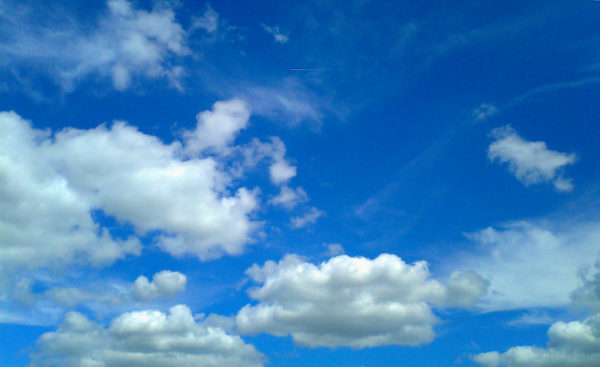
[132,270,187,301]
[473,313,600,367]
[291,207,324,228]
[235,254,488,348]
[0,111,141,270]
[269,186,308,209]
[488,125,577,191]
[184,99,250,154]
[261,24,289,44]
[457,220,600,311]
[31,305,264,367]
[0,104,262,270]
[0,0,189,92]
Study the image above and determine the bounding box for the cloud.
[261,24,289,44]
[31,305,265,367]
[132,271,187,301]
[571,254,600,312]
[184,99,250,155]
[236,254,488,348]
[324,243,345,256]
[488,125,577,192]
[192,4,219,33]
[473,313,600,367]
[456,220,600,311]
[473,103,497,121]
[291,207,324,228]
[237,137,297,185]
[0,0,189,92]
[0,104,263,270]
[269,186,308,209]
[0,111,141,271]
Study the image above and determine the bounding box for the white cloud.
[192,4,219,33]
[184,99,250,155]
[132,270,187,301]
[269,186,308,209]
[261,24,289,44]
[473,313,600,367]
[0,111,141,271]
[456,220,600,311]
[236,254,488,348]
[488,125,577,191]
[0,105,261,270]
[473,103,497,121]
[31,305,265,367]
[0,0,189,91]
[291,207,324,228]
[237,137,297,185]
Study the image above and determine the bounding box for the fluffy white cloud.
[488,125,576,191]
[184,99,250,154]
[133,270,187,301]
[236,254,488,348]
[0,111,141,271]
[31,305,264,367]
[269,186,308,209]
[473,313,600,367]
[0,106,261,270]
[291,207,324,228]
[261,24,289,44]
[0,0,189,91]
[456,220,600,311]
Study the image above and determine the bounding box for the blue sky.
[1,0,600,366]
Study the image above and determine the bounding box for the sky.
[1,0,600,366]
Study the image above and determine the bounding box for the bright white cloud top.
[488,125,577,191]
[236,254,488,348]
[31,305,264,367]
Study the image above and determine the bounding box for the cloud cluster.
[488,125,577,191]
[0,0,190,91]
[0,101,266,272]
[236,254,488,348]
[31,305,264,367]
[473,313,600,367]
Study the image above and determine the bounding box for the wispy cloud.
[261,24,289,44]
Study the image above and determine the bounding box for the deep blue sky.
[1,1,600,366]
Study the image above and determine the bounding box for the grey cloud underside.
[236,254,488,348]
